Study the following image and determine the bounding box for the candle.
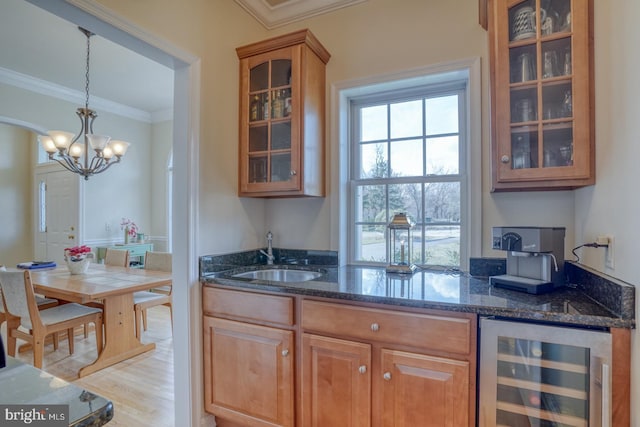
[400,241,405,264]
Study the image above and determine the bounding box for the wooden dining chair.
[0,270,103,369]
[1,291,58,326]
[133,251,172,338]
[104,248,130,267]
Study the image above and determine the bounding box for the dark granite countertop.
[202,261,635,329]
[0,357,113,426]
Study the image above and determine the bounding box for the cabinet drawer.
[302,300,471,355]
[203,286,294,327]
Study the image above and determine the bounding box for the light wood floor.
[1,306,175,427]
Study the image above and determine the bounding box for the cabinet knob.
[282,349,289,357]
[290,170,297,176]
[383,372,392,381]
[370,323,379,332]
[358,365,367,374]
[501,155,510,164]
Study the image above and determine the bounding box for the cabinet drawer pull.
[290,170,297,176]
[370,323,379,332]
[358,365,367,374]
[383,372,392,381]
[282,349,289,357]
[501,155,510,164]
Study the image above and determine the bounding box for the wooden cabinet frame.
[489,0,595,191]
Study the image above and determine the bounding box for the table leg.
[79,293,155,377]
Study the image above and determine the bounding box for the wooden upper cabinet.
[236,29,330,197]
[489,0,594,191]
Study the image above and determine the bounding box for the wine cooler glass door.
[479,318,612,427]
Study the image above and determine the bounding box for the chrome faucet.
[259,231,275,265]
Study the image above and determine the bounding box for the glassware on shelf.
[543,50,560,78]
[561,90,572,117]
[250,95,262,122]
[563,49,572,75]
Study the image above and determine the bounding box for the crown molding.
[0,66,156,123]
[234,0,367,29]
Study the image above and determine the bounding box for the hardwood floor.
[1,306,175,427]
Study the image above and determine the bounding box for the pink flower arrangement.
[64,245,92,262]
[120,218,139,238]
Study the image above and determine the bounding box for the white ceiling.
[0,0,366,122]
[0,0,174,120]
[234,0,366,29]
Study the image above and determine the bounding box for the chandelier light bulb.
[48,130,75,150]
[102,146,114,160]
[87,134,111,151]
[68,143,84,159]
[38,135,57,153]
[109,140,130,157]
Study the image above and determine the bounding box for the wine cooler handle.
[602,363,610,427]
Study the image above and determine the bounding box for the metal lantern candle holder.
[386,213,417,274]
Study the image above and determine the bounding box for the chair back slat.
[144,252,172,272]
[104,248,130,267]
[0,271,41,330]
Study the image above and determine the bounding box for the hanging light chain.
[83,28,93,111]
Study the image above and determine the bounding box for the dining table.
[29,263,172,377]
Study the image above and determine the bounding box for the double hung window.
[349,81,467,268]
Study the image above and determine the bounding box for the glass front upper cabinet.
[489,0,594,191]
[237,29,330,198]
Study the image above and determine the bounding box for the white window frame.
[333,58,482,271]
[349,84,466,268]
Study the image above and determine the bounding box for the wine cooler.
[479,318,612,427]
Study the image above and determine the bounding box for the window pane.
[355,224,386,262]
[426,136,459,175]
[426,95,459,135]
[355,185,386,222]
[390,100,422,139]
[360,142,388,178]
[361,105,388,141]
[390,139,423,177]
[425,225,460,266]
[425,182,460,222]
[388,183,422,224]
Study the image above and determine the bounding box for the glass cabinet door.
[506,0,574,171]
[247,58,293,184]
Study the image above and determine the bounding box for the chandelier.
[38,27,130,180]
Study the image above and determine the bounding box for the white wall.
[0,124,33,267]
[0,82,154,248]
[575,1,640,423]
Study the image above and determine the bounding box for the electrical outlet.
[605,235,614,269]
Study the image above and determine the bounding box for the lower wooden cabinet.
[380,349,469,427]
[203,286,476,427]
[203,316,294,427]
[301,299,475,427]
[301,333,371,427]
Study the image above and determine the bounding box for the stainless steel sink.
[232,268,322,282]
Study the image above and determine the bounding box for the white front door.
[34,168,82,265]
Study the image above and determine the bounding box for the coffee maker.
[490,226,566,294]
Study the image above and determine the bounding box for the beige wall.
[0,124,33,267]
[37,0,640,424]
